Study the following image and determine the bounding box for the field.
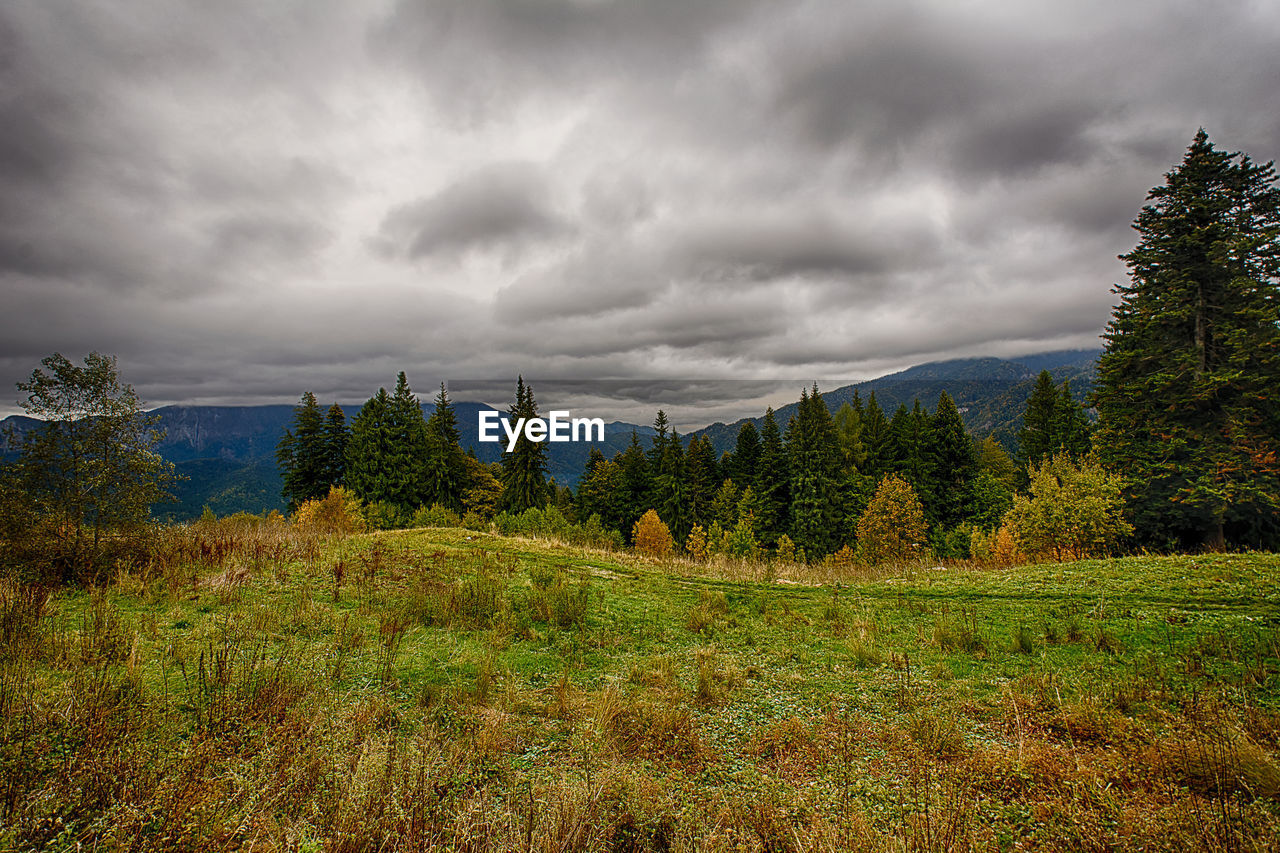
[2,522,1279,851]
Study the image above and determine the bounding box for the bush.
[685,524,709,562]
[855,474,928,564]
[293,486,366,537]
[410,504,461,528]
[1004,453,1132,561]
[632,510,674,558]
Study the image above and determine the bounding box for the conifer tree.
[1054,381,1092,461]
[615,431,651,541]
[656,430,691,542]
[752,407,789,548]
[499,377,550,513]
[786,385,842,557]
[423,383,465,511]
[1018,370,1062,469]
[860,392,891,478]
[320,403,348,489]
[684,434,719,528]
[386,372,431,511]
[725,421,761,485]
[276,391,328,511]
[345,387,396,507]
[929,391,978,529]
[1094,130,1280,548]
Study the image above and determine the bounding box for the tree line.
[278,364,1102,561]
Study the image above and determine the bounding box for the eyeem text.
[478,410,606,452]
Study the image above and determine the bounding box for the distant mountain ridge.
[0,348,1099,519]
[691,349,1099,454]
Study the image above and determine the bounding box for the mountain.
[1,348,1098,518]
[692,349,1099,455]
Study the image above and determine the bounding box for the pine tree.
[345,387,396,507]
[276,391,328,511]
[684,434,719,528]
[1053,381,1092,461]
[1018,370,1062,469]
[423,383,465,511]
[786,385,842,557]
[860,392,891,478]
[320,403,348,489]
[386,372,431,512]
[615,431,651,542]
[725,421,761,485]
[752,408,789,548]
[1093,130,1280,549]
[929,391,978,529]
[656,430,690,542]
[500,377,550,513]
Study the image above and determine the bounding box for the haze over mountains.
[1,350,1098,520]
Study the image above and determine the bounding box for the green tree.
[855,474,928,565]
[386,372,431,512]
[656,430,691,542]
[724,421,761,485]
[1018,370,1061,469]
[786,385,842,557]
[1093,130,1280,549]
[5,353,177,583]
[752,408,789,549]
[320,403,349,489]
[276,391,328,511]
[423,383,465,512]
[929,391,978,529]
[860,392,891,478]
[1005,453,1132,561]
[615,431,651,542]
[833,401,867,474]
[345,388,397,510]
[500,377,549,513]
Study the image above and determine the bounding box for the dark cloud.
[378,164,568,261]
[2,0,1279,418]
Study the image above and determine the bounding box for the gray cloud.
[2,0,1279,419]
[378,164,568,261]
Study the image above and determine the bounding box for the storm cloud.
[2,0,1278,420]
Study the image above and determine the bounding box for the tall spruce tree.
[1054,381,1092,461]
[276,391,328,511]
[1018,371,1062,469]
[320,403,348,489]
[423,383,465,511]
[860,392,891,478]
[753,408,789,549]
[786,385,843,557]
[386,372,431,511]
[345,387,396,507]
[684,434,719,528]
[616,431,651,540]
[1094,130,1280,549]
[656,430,691,541]
[725,421,761,485]
[929,391,978,529]
[499,377,550,512]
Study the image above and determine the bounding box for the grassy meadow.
[2,520,1279,851]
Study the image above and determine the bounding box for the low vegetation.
[1,518,1277,851]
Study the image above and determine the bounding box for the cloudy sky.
[3,0,1278,423]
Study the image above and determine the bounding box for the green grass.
[3,525,1279,851]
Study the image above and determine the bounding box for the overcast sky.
[3,0,1278,423]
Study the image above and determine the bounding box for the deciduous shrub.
[293,486,366,537]
[632,510,674,558]
[1004,453,1132,561]
[855,474,927,564]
